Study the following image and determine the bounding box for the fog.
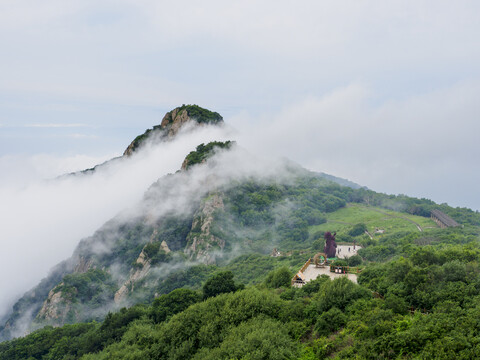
[0,124,231,319]
[2,82,480,321]
[233,82,480,211]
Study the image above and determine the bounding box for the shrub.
[265,267,292,289]
[349,223,367,237]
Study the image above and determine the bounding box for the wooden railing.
[300,258,311,273]
[291,259,312,286]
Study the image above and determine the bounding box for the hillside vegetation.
[3,225,480,359]
[2,106,480,358]
[2,186,480,358]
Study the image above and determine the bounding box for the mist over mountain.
[1,105,478,343]
[0,105,346,337]
[0,106,231,324]
[2,2,480,357]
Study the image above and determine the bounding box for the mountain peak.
[123,105,224,156]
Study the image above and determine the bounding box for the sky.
[0,0,479,322]
[1,1,479,210]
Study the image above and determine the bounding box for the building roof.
[293,271,305,282]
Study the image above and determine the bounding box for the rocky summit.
[123,105,223,156]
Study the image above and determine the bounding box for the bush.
[203,271,241,299]
[151,289,201,323]
[314,307,347,336]
[184,141,233,170]
[332,259,348,267]
[347,255,363,267]
[143,242,160,259]
[265,267,292,289]
[349,223,367,237]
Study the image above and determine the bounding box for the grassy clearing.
[309,203,438,238]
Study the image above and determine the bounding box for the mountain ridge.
[1,105,477,342]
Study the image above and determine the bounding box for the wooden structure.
[291,258,311,286]
[313,252,327,267]
[431,209,459,228]
[291,271,306,286]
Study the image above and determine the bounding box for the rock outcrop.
[114,229,170,304]
[36,284,73,327]
[184,193,225,264]
[123,105,224,156]
[114,247,151,304]
[73,257,93,273]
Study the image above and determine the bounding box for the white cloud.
[1,1,479,110]
[0,153,114,186]
[24,123,88,128]
[233,80,480,210]
[0,124,230,318]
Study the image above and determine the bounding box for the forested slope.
[2,105,480,358]
[4,229,480,360]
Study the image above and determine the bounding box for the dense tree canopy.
[202,271,242,299]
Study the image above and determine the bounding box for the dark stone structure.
[324,231,337,258]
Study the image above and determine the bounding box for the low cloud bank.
[0,124,230,319]
[234,82,480,211]
[2,80,479,320]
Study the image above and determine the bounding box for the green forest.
[3,214,480,358]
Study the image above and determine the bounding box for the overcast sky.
[1,0,479,210]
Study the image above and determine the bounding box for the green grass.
[308,203,438,239]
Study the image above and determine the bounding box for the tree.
[314,307,347,336]
[349,223,367,237]
[265,267,292,289]
[202,271,240,299]
[347,255,363,267]
[151,288,201,323]
[197,318,299,360]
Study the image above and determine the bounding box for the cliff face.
[114,229,171,304]
[114,248,151,304]
[36,285,73,327]
[36,256,94,324]
[184,193,226,264]
[159,107,193,138]
[73,257,93,273]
